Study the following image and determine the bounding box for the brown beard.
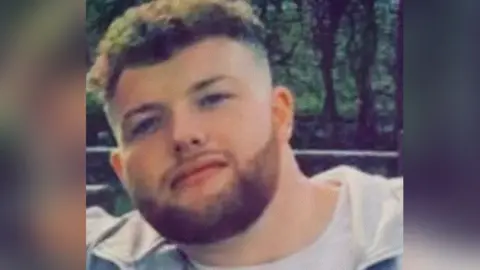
[134,132,280,245]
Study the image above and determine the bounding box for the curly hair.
[88,0,267,102]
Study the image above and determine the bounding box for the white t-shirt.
[191,185,356,270]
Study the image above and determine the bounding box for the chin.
[173,171,234,206]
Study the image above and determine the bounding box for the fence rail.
[87,147,399,158]
[87,146,401,211]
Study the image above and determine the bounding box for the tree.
[307,0,350,122]
[86,0,401,150]
[87,0,146,64]
[394,0,403,141]
[345,0,379,148]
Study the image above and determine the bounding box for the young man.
[87,1,403,269]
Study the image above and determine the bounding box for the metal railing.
[87,146,400,193]
[87,147,399,158]
[87,145,401,213]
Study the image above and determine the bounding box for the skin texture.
[109,37,340,267]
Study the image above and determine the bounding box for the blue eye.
[131,117,162,137]
[198,93,232,108]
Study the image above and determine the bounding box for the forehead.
[114,38,265,104]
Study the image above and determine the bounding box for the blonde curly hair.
[88,0,266,102]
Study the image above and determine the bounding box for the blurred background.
[4,0,480,268]
[1,1,86,268]
[86,0,403,215]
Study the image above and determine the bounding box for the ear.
[272,86,295,143]
[110,148,126,185]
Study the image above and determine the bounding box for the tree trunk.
[394,0,403,141]
[353,0,378,148]
[355,70,376,148]
[320,38,340,122]
[308,0,348,123]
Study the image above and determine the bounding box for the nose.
[171,112,207,156]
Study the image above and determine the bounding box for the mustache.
[162,150,233,185]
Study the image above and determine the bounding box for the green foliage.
[86,0,402,210]
[87,0,152,63]
[86,0,401,149]
[87,91,102,115]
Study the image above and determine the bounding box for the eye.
[131,117,162,137]
[198,93,233,108]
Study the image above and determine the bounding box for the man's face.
[111,38,294,244]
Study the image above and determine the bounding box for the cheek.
[123,139,172,191]
[208,101,272,156]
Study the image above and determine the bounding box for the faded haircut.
[87,0,268,103]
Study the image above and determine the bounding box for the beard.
[132,133,280,245]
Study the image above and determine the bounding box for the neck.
[180,148,340,267]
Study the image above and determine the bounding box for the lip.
[170,157,227,190]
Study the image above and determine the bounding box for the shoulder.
[312,165,403,204]
[86,207,161,254]
[312,166,403,265]
[87,207,185,268]
[312,165,403,234]
[86,207,121,246]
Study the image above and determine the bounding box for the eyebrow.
[187,75,227,95]
[121,75,227,124]
[122,102,165,124]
